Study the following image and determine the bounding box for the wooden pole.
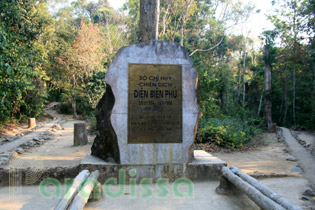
[74,123,88,146]
[54,170,90,210]
[68,170,100,210]
[28,118,36,129]
[221,167,285,210]
[230,166,302,210]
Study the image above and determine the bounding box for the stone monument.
[82,41,226,182]
[91,41,200,165]
[82,0,226,182]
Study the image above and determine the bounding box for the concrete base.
[80,150,226,183]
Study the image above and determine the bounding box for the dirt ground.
[0,105,315,209]
[0,105,93,170]
[9,120,94,169]
[213,133,301,176]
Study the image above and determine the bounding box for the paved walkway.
[280,127,315,189]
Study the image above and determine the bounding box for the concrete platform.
[79,150,227,183]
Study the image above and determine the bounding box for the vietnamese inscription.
[128,64,182,143]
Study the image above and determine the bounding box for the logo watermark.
[39,169,194,199]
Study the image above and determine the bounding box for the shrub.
[196,116,263,149]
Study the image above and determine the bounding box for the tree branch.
[189,35,225,56]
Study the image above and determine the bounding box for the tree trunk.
[293,66,296,127]
[264,45,272,130]
[72,74,77,118]
[242,39,246,108]
[139,0,160,42]
[236,53,242,103]
[133,9,138,43]
[180,0,193,46]
[313,61,315,113]
[161,4,169,35]
[68,170,100,210]
[220,167,285,210]
[257,89,264,116]
[54,170,90,210]
[230,166,302,210]
[283,80,288,126]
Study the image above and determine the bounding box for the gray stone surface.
[81,150,225,183]
[279,127,315,189]
[97,41,200,165]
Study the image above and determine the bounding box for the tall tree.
[261,31,277,131]
[0,0,48,123]
[139,0,160,42]
[55,22,104,117]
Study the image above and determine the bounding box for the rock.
[300,140,306,145]
[16,134,21,137]
[91,85,120,162]
[303,189,315,197]
[52,124,62,130]
[283,148,289,153]
[33,137,40,141]
[301,195,315,202]
[22,131,31,135]
[43,131,53,136]
[15,147,24,154]
[0,153,12,166]
[28,141,36,146]
[4,137,15,142]
[91,41,200,165]
[21,145,29,150]
[291,165,303,173]
[286,157,297,161]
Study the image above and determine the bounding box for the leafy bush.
[59,95,94,117]
[0,0,48,125]
[58,71,106,117]
[196,116,263,149]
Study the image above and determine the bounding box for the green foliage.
[1,0,314,151]
[196,116,263,149]
[59,71,106,117]
[0,0,48,124]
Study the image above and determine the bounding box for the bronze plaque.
[128,64,182,143]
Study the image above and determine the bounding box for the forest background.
[0,0,314,148]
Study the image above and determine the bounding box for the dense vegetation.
[0,0,314,148]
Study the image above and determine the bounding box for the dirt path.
[213,133,300,177]
[1,108,314,209]
[0,118,62,153]
[280,127,315,189]
[296,131,315,149]
[12,120,92,169]
[0,103,93,171]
